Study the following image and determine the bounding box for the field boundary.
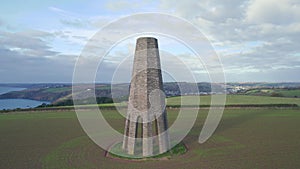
[0,104,299,113]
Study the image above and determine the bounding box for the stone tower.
[122,37,169,156]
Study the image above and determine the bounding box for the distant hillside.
[0,86,72,102]
[0,83,71,89]
[0,84,113,102]
[0,82,219,103]
[0,82,299,105]
[242,88,300,98]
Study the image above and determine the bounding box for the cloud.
[0,30,58,57]
[49,6,75,18]
[49,6,91,29]
[246,0,300,25]
[156,0,300,82]
[1,1,299,82]
[105,1,135,11]
[88,16,116,28]
[160,0,247,21]
[105,0,148,12]
[44,27,97,56]
[59,18,90,28]
[0,46,75,83]
[0,29,78,82]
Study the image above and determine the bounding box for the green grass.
[109,142,187,160]
[166,95,300,106]
[277,89,300,97]
[63,95,300,108]
[48,95,300,110]
[42,136,96,169]
[42,87,71,93]
[1,98,300,168]
[96,86,111,90]
[245,89,300,98]
[0,111,76,120]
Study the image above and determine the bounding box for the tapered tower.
[122,37,169,156]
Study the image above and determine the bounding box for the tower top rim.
[137,37,158,41]
[136,37,158,50]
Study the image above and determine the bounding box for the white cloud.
[156,0,300,81]
[2,0,300,82]
[246,0,300,25]
[105,1,137,11]
[0,30,58,57]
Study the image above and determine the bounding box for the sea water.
[0,87,49,110]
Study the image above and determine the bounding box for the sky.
[0,0,299,83]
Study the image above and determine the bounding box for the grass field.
[277,89,300,97]
[167,94,300,106]
[245,89,300,98]
[1,106,300,168]
[42,87,72,93]
[51,95,300,109]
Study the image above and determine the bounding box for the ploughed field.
[1,95,300,168]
